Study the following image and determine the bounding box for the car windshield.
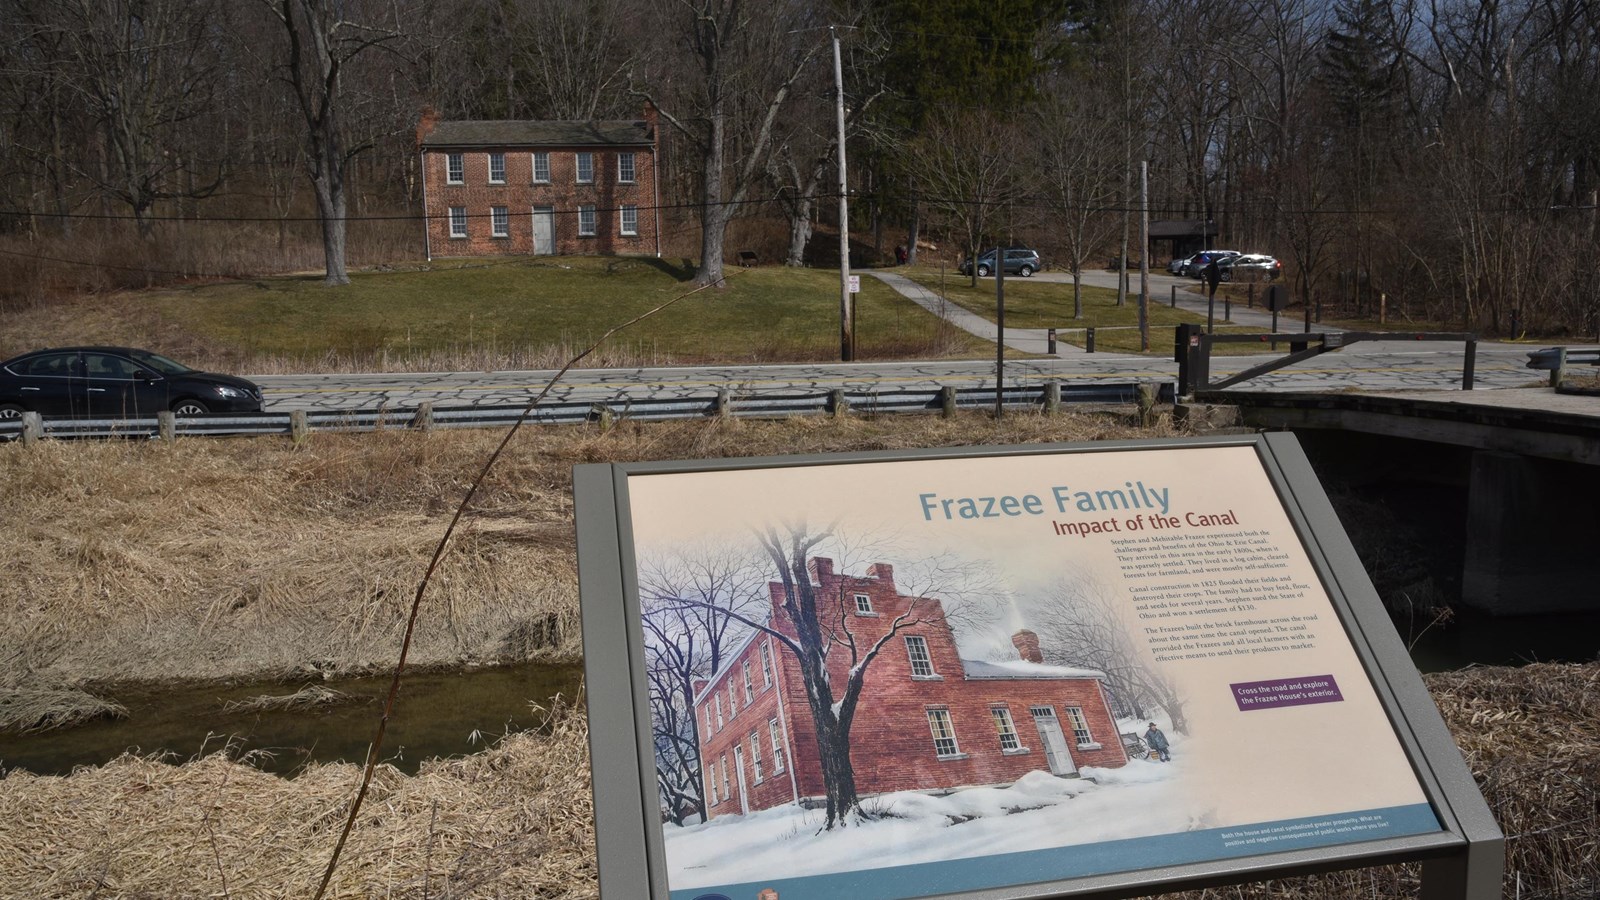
[125,349,194,376]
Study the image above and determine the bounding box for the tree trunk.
[815,721,860,827]
[785,196,813,266]
[905,197,920,265]
[697,103,727,286]
[315,171,349,286]
[1073,271,1083,319]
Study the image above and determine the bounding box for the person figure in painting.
[1145,722,1171,761]
[757,889,780,900]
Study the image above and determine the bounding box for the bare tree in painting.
[651,523,996,829]
[1030,574,1187,733]
[638,542,771,824]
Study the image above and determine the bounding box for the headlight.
[214,385,246,398]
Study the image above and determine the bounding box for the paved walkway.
[871,268,1339,359]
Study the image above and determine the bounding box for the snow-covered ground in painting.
[665,728,1207,892]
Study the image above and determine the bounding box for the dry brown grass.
[221,685,355,714]
[0,687,127,734]
[0,410,1184,693]
[1,665,1595,899]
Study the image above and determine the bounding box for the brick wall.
[422,144,658,258]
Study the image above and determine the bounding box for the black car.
[1182,249,1240,277]
[0,347,263,420]
[958,247,1043,277]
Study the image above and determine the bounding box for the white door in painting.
[531,206,554,255]
[1030,706,1078,776]
[732,745,750,815]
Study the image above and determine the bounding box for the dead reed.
[0,687,127,734]
[221,685,356,714]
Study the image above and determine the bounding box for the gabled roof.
[422,119,652,149]
[961,658,1106,681]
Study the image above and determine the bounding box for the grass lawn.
[0,256,989,373]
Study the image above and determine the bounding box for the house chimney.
[415,105,439,148]
[806,557,834,582]
[865,562,895,586]
[1012,630,1043,664]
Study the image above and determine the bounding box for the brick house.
[690,558,1127,820]
[417,106,661,259]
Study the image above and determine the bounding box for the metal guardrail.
[1176,326,1479,394]
[0,382,1175,442]
[1526,347,1600,388]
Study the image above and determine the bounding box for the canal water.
[0,663,582,777]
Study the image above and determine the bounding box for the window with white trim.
[704,706,713,741]
[448,206,467,238]
[742,661,755,704]
[749,731,763,783]
[720,754,731,800]
[618,151,636,183]
[1064,706,1094,746]
[733,745,745,795]
[991,706,1021,751]
[619,204,638,236]
[927,707,961,758]
[729,682,739,714]
[531,152,550,183]
[759,643,773,689]
[491,206,509,237]
[714,694,723,731]
[707,763,717,805]
[578,204,596,236]
[446,152,463,184]
[854,593,873,614]
[488,152,505,184]
[768,718,785,773]
[575,151,594,183]
[905,635,935,677]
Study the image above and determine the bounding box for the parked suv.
[958,247,1042,277]
[1217,254,1281,282]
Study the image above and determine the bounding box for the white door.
[1030,706,1078,776]
[531,206,554,255]
[733,746,750,815]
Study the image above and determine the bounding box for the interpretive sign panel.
[575,434,1500,900]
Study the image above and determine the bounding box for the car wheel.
[1019,265,1034,277]
[1220,270,1232,283]
[172,398,210,416]
[0,403,25,421]
[977,264,991,277]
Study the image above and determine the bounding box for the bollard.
[290,409,310,445]
[1086,327,1096,353]
[21,411,42,446]
[1224,295,1231,321]
[1463,339,1477,391]
[1170,285,1177,308]
[939,385,957,418]
[158,410,176,444]
[1046,328,1056,355]
[411,401,434,432]
[1136,383,1157,427]
[1043,381,1061,415]
[829,388,849,419]
[1304,303,1312,333]
[1247,283,1255,309]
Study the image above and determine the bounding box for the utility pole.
[1139,160,1150,351]
[995,243,1005,418]
[832,26,853,361]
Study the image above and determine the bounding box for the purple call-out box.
[1230,674,1344,711]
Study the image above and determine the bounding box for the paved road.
[255,342,1544,411]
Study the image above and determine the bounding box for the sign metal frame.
[574,432,1501,900]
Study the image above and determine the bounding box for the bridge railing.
[0,381,1174,444]
[1175,325,1479,395]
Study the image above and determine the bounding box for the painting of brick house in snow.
[417,105,661,260]
[690,557,1127,820]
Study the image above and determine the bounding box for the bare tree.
[1034,86,1121,318]
[259,0,403,285]
[639,0,821,287]
[910,108,1022,288]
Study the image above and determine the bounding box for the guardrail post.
[1136,383,1157,426]
[1043,381,1060,415]
[1086,327,1096,353]
[21,411,42,446]
[158,410,176,444]
[589,403,615,431]
[290,409,310,445]
[1046,328,1056,355]
[828,389,849,419]
[1549,347,1566,388]
[939,385,957,418]
[411,402,434,432]
[715,389,732,418]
